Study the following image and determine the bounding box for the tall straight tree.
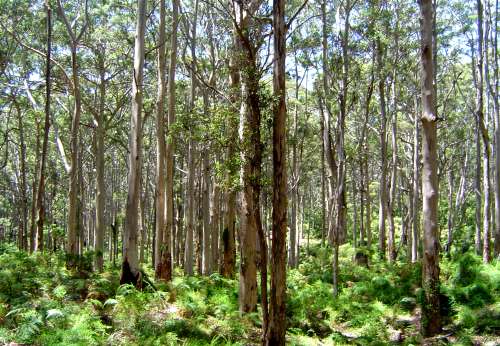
[93,48,107,272]
[121,0,146,285]
[475,0,491,263]
[34,0,52,252]
[418,0,441,336]
[412,97,421,262]
[184,0,199,276]
[14,101,28,251]
[160,0,179,281]
[155,0,167,278]
[267,0,286,342]
[233,0,263,314]
[56,0,88,265]
[488,0,500,257]
[377,36,388,260]
[221,33,239,278]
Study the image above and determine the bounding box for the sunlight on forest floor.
[0,243,499,345]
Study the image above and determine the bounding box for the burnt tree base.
[120,258,140,286]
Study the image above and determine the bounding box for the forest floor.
[0,242,499,345]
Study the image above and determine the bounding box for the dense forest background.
[0,0,499,345]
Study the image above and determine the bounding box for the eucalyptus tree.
[56,0,89,266]
[231,0,264,314]
[419,0,441,336]
[33,0,52,253]
[121,0,147,285]
[267,0,286,342]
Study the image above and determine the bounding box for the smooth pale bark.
[202,143,211,275]
[211,179,220,271]
[176,180,183,266]
[320,0,337,249]
[352,167,358,247]
[359,65,374,247]
[184,0,198,276]
[320,112,326,246]
[412,100,420,263]
[289,57,299,268]
[489,0,500,256]
[15,103,28,251]
[332,0,350,296]
[221,38,239,277]
[267,0,286,343]
[56,0,88,266]
[196,166,203,276]
[387,72,398,261]
[388,110,398,262]
[377,38,388,260]
[475,117,483,254]
[446,170,454,254]
[121,0,146,285]
[138,191,145,263]
[33,1,52,253]
[419,0,441,336]
[94,51,106,272]
[185,141,195,275]
[77,140,84,257]
[365,147,372,249]
[476,0,491,263]
[319,0,330,247]
[388,12,400,263]
[159,0,179,282]
[29,121,40,253]
[234,0,262,314]
[155,0,167,278]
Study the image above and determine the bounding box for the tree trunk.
[15,103,28,252]
[377,38,388,260]
[211,179,220,271]
[34,1,52,253]
[476,0,491,263]
[289,56,299,269]
[267,0,286,342]
[121,0,146,285]
[202,145,211,275]
[221,35,239,277]
[159,0,179,282]
[56,0,88,266]
[412,98,421,263]
[94,51,106,272]
[234,0,262,314]
[419,0,441,336]
[155,0,167,278]
[490,0,500,257]
[184,0,198,276]
[29,120,40,253]
[446,169,453,254]
[185,140,195,275]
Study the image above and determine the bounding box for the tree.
[475,0,491,263]
[233,0,263,314]
[418,0,441,336]
[221,31,239,278]
[33,0,52,253]
[121,0,147,285]
[377,36,388,260]
[184,0,199,277]
[161,0,179,281]
[154,0,167,280]
[267,0,286,342]
[56,0,89,266]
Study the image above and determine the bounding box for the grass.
[0,242,498,345]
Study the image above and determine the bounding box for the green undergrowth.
[0,242,498,345]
